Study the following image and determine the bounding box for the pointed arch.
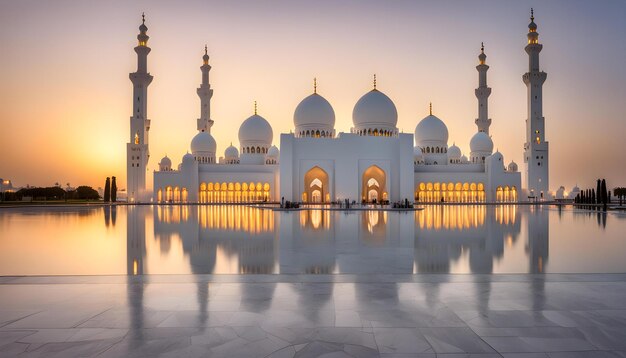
[362,165,386,203]
[303,166,329,203]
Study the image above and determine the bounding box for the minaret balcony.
[475,87,492,98]
[522,72,547,85]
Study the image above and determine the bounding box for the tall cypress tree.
[601,179,607,204]
[104,177,111,202]
[111,176,117,202]
[596,179,601,204]
[591,189,596,205]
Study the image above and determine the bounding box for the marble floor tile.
[419,327,497,354]
[0,274,625,357]
[373,327,433,354]
[481,336,597,353]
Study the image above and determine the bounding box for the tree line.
[6,186,100,201]
[614,187,626,206]
[573,178,625,210]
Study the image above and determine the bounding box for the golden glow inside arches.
[416,182,485,203]
[496,186,518,202]
[197,181,271,203]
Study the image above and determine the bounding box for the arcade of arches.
[156,182,271,203]
[415,182,518,203]
[199,182,270,203]
[302,166,330,203]
[496,186,518,202]
[156,186,188,203]
[416,182,485,203]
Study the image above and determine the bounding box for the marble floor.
[1,274,626,357]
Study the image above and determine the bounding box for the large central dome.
[352,89,398,134]
[238,114,273,146]
[190,131,217,153]
[294,93,335,136]
[414,114,449,146]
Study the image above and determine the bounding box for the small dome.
[238,114,273,145]
[413,146,423,158]
[159,155,171,167]
[448,143,462,159]
[224,144,239,159]
[508,161,518,172]
[470,131,493,153]
[415,115,449,146]
[461,155,469,163]
[294,93,335,130]
[352,89,398,129]
[191,131,217,154]
[490,151,503,162]
[267,145,280,158]
[571,185,580,192]
[139,22,148,33]
[182,152,194,164]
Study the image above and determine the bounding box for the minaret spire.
[313,77,317,94]
[475,42,492,133]
[429,102,432,115]
[523,8,549,198]
[197,45,214,132]
[254,101,257,115]
[127,14,154,202]
[373,74,377,90]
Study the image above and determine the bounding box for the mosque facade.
[126,12,550,204]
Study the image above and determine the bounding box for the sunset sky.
[1,0,624,192]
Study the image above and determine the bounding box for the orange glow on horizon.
[0,2,624,191]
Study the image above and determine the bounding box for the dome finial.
[429,102,432,115]
[254,101,257,115]
[481,42,484,53]
[142,12,145,24]
[313,77,317,94]
[373,74,377,90]
[204,44,208,55]
[530,8,534,21]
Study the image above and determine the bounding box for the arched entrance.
[303,166,329,203]
[362,165,386,203]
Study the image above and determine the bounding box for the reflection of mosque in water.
[154,205,278,274]
[414,205,548,273]
[125,204,550,276]
[280,209,415,274]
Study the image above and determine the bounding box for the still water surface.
[0,205,624,275]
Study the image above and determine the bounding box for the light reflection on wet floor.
[1,275,626,356]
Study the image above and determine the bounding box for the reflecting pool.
[0,205,624,275]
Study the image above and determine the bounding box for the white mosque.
[127,11,551,204]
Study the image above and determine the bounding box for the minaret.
[475,42,492,134]
[126,13,153,202]
[197,45,214,133]
[523,9,549,199]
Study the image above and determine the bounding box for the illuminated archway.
[496,186,504,202]
[303,166,329,203]
[362,165,386,203]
